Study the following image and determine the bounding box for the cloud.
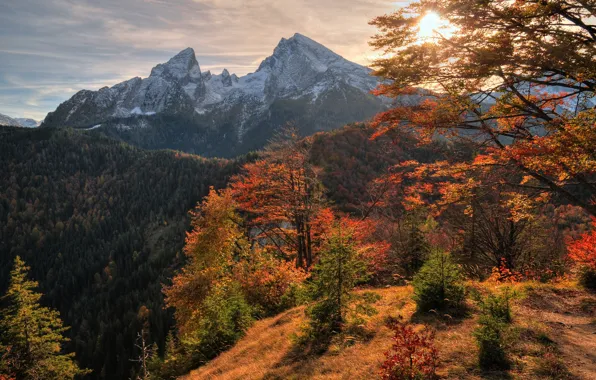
[0,0,403,120]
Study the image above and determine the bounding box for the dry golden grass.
[182,282,596,380]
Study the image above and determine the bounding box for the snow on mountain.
[0,113,25,127]
[0,114,40,128]
[42,33,388,157]
[15,118,40,128]
[45,34,381,124]
[257,33,377,98]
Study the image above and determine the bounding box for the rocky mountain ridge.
[42,33,390,157]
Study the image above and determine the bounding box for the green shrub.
[476,287,514,324]
[412,250,465,313]
[474,315,509,370]
[473,289,514,371]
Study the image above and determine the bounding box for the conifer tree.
[160,330,182,379]
[404,215,430,276]
[412,251,465,313]
[0,256,90,380]
[307,219,374,337]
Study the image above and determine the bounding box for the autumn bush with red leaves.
[234,248,308,316]
[567,218,596,289]
[567,218,596,271]
[380,320,439,380]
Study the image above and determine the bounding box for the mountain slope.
[183,283,596,380]
[15,117,41,128]
[0,113,23,127]
[0,122,442,379]
[0,126,243,379]
[41,34,388,157]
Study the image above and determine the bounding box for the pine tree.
[307,220,371,337]
[146,342,162,380]
[404,215,430,276]
[159,330,181,379]
[0,256,90,380]
[412,251,465,313]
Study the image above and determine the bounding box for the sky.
[0,0,407,121]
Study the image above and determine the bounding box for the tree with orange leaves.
[231,127,330,268]
[369,0,596,217]
[163,187,252,342]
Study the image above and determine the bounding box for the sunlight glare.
[418,12,445,40]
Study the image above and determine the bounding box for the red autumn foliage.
[369,1,596,218]
[230,130,329,269]
[233,248,307,314]
[489,258,561,283]
[567,218,596,271]
[380,321,439,380]
[488,258,524,283]
[335,216,390,274]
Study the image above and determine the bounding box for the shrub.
[412,250,465,313]
[380,321,439,380]
[534,350,573,379]
[476,288,514,324]
[473,289,514,371]
[234,248,308,316]
[567,219,596,290]
[474,315,509,371]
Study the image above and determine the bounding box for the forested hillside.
[0,127,241,378]
[0,124,428,379]
[309,124,449,213]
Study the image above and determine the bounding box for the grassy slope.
[183,282,596,380]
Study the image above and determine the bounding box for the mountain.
[41,33,389,157]
[0,113,23,127]
[15,118,40,128]
[0,114,40,128]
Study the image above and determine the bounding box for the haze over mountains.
[0,113,39,128]
[42,33,391,157]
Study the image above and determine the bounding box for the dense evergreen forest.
[0,127,242,378]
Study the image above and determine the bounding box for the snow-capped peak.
[15,118,40,128]
[0,113,22,127]
[251,33,377,98]
[221,69,239,87]
[150,47,202,81]
[258,33,342,73]
[0,113,39,128]
[43,33,384,137]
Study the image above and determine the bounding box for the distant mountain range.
[0,113,39,128]
[42,33,399,157]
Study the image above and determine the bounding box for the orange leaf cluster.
[567,218,596,271]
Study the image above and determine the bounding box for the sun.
[418,12,446,40]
